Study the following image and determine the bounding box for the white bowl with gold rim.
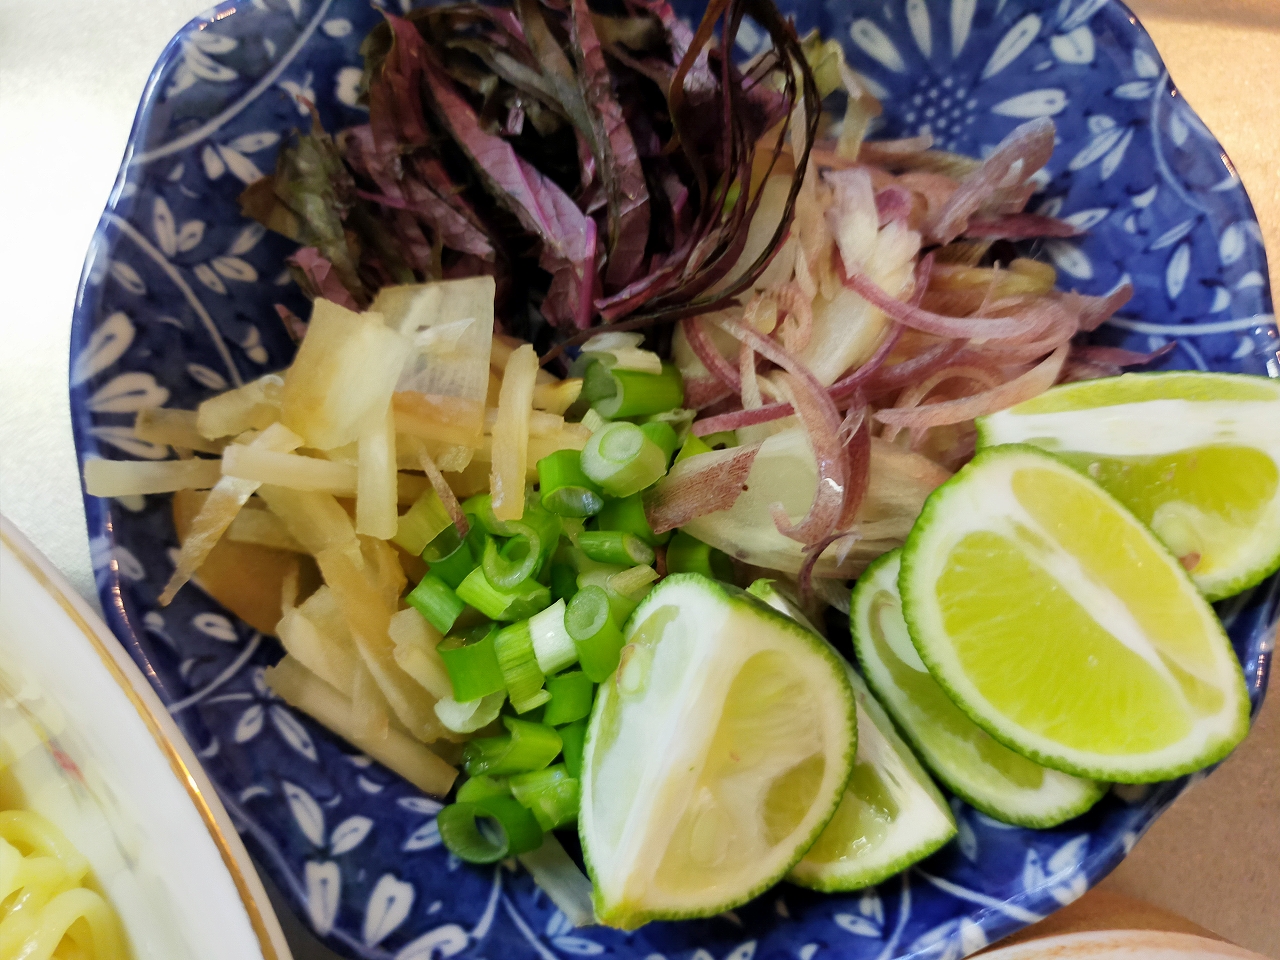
[982,930,1267,959]
[0,516,292,960]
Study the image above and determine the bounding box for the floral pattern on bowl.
[70,1,1277,959]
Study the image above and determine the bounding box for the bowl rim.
[0,516,294,960]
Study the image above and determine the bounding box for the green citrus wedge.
[579,574,856,929]
[851,552,1105,826]
[900,445,1250,784]
[977,372,1280,600]
[745,580,956,891]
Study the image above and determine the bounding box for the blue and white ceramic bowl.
[70,1,1278,958]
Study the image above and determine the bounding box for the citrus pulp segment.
[744,580,957,890]
[851,551,1105,826]
[899,445,1250,783]
[977,372,1280,600]
[788,665,956,890]
[578,574,856,929]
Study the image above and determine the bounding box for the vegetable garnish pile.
[83,0,1280,934]
[241,0,819,340]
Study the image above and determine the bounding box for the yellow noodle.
[0,813,128,959]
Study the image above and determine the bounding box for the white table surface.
[1,1,1276,958]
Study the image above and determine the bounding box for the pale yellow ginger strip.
[490,343,538,521]
[84,458,222,497]
[280,300,408,450]
[484,407,570,438]
[316,545,448,743]
[222,447,357,494]
[276,605,359,693]
[256,486,357,556]
[266,657,456,796]
[134,408,225,455]
[159,423,302,604]
[196,373,283,439]
[352,659,392,743]
[373,279,493,443]
[389,608,453,701]
[356,405,398,539]
[532,378,582,415]
[392,391,485,448]
[225,507,306,552]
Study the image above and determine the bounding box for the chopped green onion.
[542,671,594,726]
[640,407,696,443]
[593,364,684,419]
[580,407,607,433]
[550,562,579,604]
[523,501,564,564]
[438,625,506,701]
[457,566,552,621]
[576,530,655,567]
[639,421,679,463]
[570,546,626,580]
[435,691,506,734]
[392,489,453,556]
[702,430,738,450]
[515,836,595,928]
[494,623,549,713]
[565,586,625,681]
[406,573,466,634]
[674,431,713,464]
[576,564,657,624]
[610,564,658,599]
[580,422,668,498]
[425,525,480,589]
[509,764,580,830]
[576,567,633,625]
[537,450,605,517]
[582,360,619,406]
[568,350,605,380]
[456,775,510,804]
[528,599,577,674]
[482,531,541,590]
[666,531,735,581]
[463,716,562,777]
[559,720,588,778]
[462,493,515,537]
[437,798,542,863]
[596,493,669,546]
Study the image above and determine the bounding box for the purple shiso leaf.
[244,0,814,349]
[405,15,598,329]
[365,19,499,268]
[567,0,651,291]
[514,0,597,136]
[239,115,371,305]
[345,126,495,259]
[289,248,361,311]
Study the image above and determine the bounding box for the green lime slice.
[744,579,956,889]
[851,551,1104,826]
[578,574,855,929]
[900,445,1250,784]
[790,664,956,889]
[977,372,1280,600]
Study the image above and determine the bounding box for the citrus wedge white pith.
[978,372,1280,600]
[851,551,1104,827]
[578,574,856,929]
[745,580,957,891]
[900,445,1250,784]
